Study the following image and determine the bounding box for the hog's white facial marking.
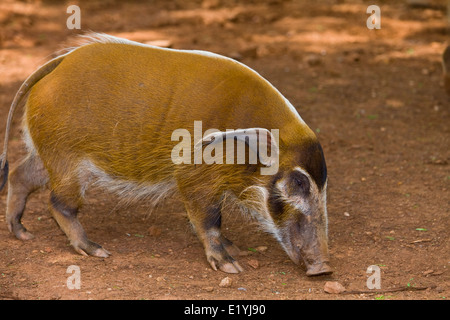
[265,166,329,264]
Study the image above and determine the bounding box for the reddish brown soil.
[0,0,448,300]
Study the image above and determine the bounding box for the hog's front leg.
[183,200,244,273]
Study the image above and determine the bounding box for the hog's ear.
[194,128,279,167]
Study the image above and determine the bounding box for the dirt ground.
[0,0,448,301]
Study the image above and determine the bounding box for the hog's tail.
[0,54,67,191]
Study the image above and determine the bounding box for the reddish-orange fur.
[1,34,331,275]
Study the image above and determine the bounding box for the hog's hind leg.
[48,173,110,258]
[6,153,48,240]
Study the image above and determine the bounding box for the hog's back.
[25,42,301,183]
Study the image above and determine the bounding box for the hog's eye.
[289,171,310,196]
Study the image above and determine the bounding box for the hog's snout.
[294,227,333,277]
[298,245,333,276]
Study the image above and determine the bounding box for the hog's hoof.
[306,262,333,277]
[10,223,35,241]
[220,261,244,274]
[17,230,35,241]
[208,256,244,274]
[73,240,111,258]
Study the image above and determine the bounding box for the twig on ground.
[341,285,436,295]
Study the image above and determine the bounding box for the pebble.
[204,286,214,292]
[219,277,232,288]
[324,281,346,294]
[248,259,259,269]
[256,246,268,252]
[344,212,350,217]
